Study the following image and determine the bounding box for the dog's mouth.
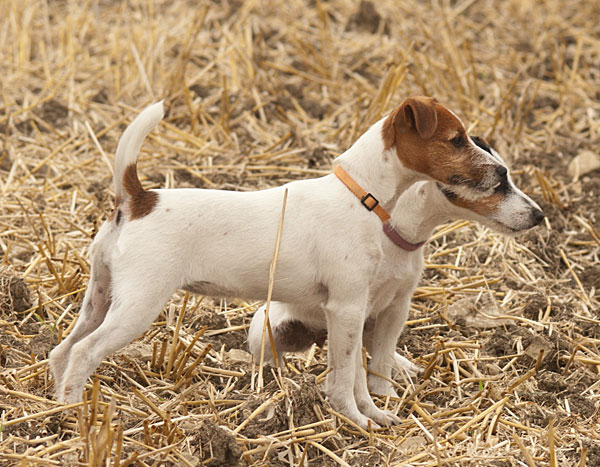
[487,219,520,235]
[444,177,500,200]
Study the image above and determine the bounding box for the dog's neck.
[334,119,418,212]
[388,182,454,245]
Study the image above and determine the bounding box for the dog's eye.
[450,135,464,147]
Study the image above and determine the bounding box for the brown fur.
[448,191,504,216]
[274,320,327,352]
[122,164,158,220]
[382,96,491,187]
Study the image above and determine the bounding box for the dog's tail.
[113,101,164,218]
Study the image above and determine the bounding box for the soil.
[345,1,389,35]
[188,419,242,466]
[0,267,32,314]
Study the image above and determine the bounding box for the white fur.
[249,152,543,398]
[114,101,164,203]
[49,100,521,429]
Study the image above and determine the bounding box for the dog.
[49,96,512,429]
[248,137,544,399]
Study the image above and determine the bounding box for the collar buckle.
[360,193,379,211]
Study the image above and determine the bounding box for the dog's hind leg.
[248,303,289,366]
[49,253,112,400]
[352,334,401,427]
[58,275,176,403]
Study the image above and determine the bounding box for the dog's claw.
[357,402,401,428]
[374,409,401,427]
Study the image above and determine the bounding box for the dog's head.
[437,136,544,234]
[383,96,508,200]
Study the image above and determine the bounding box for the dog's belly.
[181,278,328,305]
[182,280,240,298]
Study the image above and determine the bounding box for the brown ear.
[382,96,438,147]
[401,96,438,139]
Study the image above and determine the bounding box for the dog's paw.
[356,397,401,427]
[332,403,380,430]
[356,413,380,430]
[378,409,401,427]
[327,392,383,430]
[54,389,65,403]
[60,386,83,405]
[393,353,422,377]
[363,406,401,427]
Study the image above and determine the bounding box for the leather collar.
[333,165,427,251]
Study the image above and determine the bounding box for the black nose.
[496,166,507,177]
[532,209,545,225]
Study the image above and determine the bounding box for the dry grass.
[1,0,599,465]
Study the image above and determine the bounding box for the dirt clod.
[0,267,32,314]
[346,1,388,34]
[191,420,242,466]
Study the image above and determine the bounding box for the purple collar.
[383,222,426,251]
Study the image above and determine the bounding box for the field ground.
[1,0,599,465]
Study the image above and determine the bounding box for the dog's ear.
[401,96,438,139]
[383,97,438,148]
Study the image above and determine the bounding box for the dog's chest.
[383,249,423,282]
[369,250,423,314]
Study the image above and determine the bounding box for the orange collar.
[333,165,391,223]
[333,165,426,251]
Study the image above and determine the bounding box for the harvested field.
[1,0,599,465]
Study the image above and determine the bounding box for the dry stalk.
[257,188,288,390]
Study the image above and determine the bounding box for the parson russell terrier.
[249,137,544,400]
[49,96,534,429]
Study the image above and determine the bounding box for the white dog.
[50,96,514,428]
[249,137,544,398]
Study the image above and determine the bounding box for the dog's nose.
[532,208,545,225]
[496,166,507,177]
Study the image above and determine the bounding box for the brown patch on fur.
[274,320,327,352]
[449,191,504,216]
[123,164,158,220]
[382,96,438,149]
[383,96,496,189]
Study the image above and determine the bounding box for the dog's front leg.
[364,292,421,397]
[323,296,369,428]
[324,291,399,429]
[352,336,401,427]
